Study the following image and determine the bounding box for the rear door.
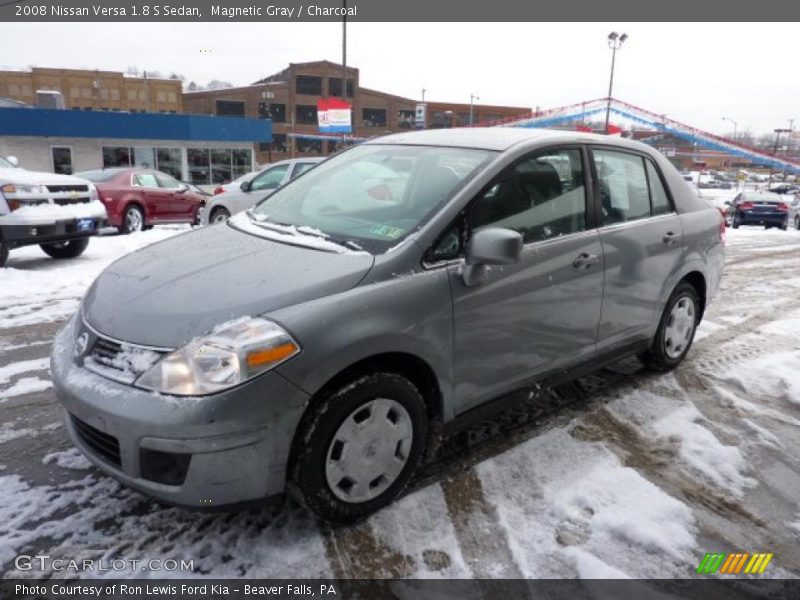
[445,146,605,414]
[590,147,683,350]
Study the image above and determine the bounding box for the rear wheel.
[638,282,700,372]
[291,372,428,524]
[795,216,800,230]
[210,206,230,224]
[40,238,89,259]
[120,205,144,234]
[732,212,741,229]
[780,219,788,231]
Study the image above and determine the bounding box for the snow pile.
[476,428,697,578]
[0,357,52,401]
[610,391,755,498]
[42,448,92,470]
[1,376,52,399]
[721,351,800,405]
[11,199,106,220]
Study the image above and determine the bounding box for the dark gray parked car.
[52,129,725,523]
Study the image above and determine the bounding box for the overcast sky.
[1,22,797,135]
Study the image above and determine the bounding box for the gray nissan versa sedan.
[51,128,725,523]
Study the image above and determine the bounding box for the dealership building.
[0,107,271,185]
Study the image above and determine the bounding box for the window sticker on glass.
[369,224,405,239]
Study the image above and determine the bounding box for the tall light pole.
[469,94,479,126]
[767,128,791,188]
[604,31,627,134]
[722,116,738,141]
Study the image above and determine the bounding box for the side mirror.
[177,183,189,193]
[240,180,251,192]
[724,200,732,206]
[7,156,19,167]
[462,227,523,287]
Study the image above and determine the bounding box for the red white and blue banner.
[317,98,352,134]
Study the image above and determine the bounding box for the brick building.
[0,67,183,113]
[182,60,531,164]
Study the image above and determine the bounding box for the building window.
[296,105,318,124]
[216,100,245,118]
[188,148,253,185]
[103,146,132,168]
[430,111,454,129]
[156,148,182,179]
[133,147,155,169]
[258,102,286,122]
[167,92,176,103]
[157,91,167,103]
[362,108,387,128]
[296,139,323,154]
[188,149,210,184]
[51,146,73,175]
[328,77,354,98]
[295,75,322,96]
[271,134,288,153]
[398,110,415,129]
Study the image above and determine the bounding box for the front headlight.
[1,183,47,195]
[135,317,300,396]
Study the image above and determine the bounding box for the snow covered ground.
[1,219,800,580]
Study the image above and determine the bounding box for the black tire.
[209,206,230,224]
[120,205,144,234]
[39,238,90,259]
[0,241,8,268]
[290,372,428,524]
[638,282,700,372]
[732,213,741,229]
[780,220,788,231]
[795,216,800,231]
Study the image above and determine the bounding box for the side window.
[251,165,290,191]
[155,172,181,189]
[593,149,651,225]
[290,162,315,179]
[646,160,673,215]
[133,172,159,188]
[470,148,587,243]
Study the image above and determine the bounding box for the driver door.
[239,164,290,212]
[445,147,605,414]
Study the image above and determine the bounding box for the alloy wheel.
[663,295,696,359]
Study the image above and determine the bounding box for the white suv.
[0,155,108,267]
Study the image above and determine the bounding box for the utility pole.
[604,32,627,134]
[767,128,791,188]
[469,94,479,126]
[421,88,426,102]
[341,0,348,149]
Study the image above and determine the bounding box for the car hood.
[0,167,91,187]
[83,223,375,348]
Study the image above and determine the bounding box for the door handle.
[662,231,681,245]
[573,253,600,269]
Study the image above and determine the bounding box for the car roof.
[366,127,653,152]
[264,157,325,168]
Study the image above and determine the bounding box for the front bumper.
[0,217,107,249]
[51,315,310,508]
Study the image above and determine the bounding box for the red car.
[76,168,206,233]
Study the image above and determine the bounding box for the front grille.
[71,415,121,467]
[54,197,91,206]
[46,184,89,193]
[83,331,166,384]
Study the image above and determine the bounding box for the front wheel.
[638,282,700,372]
[40,238,89,259]
[210,206,230,224]
[795,216,800,230]
[290,373,428,524]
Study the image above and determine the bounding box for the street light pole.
[722,116,738,142]
[767,128,791,188]
[469,94,479,126]
[604,31,627,134]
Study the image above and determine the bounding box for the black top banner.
[1,0,798,21]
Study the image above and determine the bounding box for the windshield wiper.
[247,217,363,251]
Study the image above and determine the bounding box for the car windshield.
[76,169,125,182]
[244,144,496,253]
[0,156,16,168]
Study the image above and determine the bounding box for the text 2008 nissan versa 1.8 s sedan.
[52,129,724,523]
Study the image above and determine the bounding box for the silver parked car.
[52,129,724,523]
[202,157,324,225]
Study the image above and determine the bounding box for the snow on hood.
[0,167,92,187]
